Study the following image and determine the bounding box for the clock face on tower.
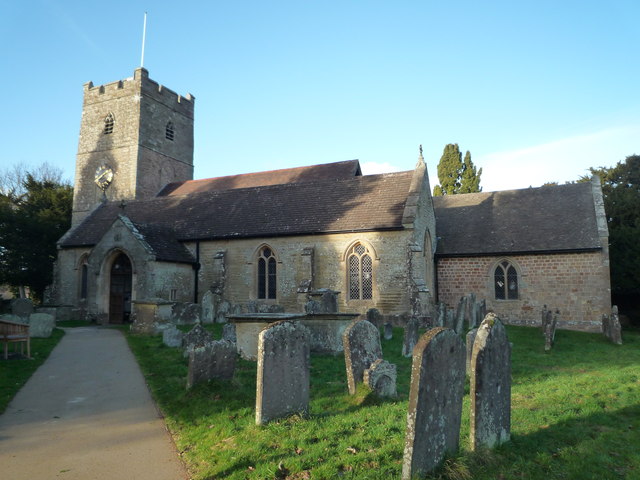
[94,164,114,191]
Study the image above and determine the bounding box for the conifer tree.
[433,144,482,195]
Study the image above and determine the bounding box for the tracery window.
[347,242,373,300]
[165,121,174,141]
[257,246,277,299]
[103,113,114,134]
[494,260,518,300]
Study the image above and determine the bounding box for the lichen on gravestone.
[342,319,383,395]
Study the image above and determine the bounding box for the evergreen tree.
[433,144,482,195]
[0,166,72,301]
[459,150,483,193]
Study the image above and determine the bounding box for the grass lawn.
[0,327,65,413]
[126,324,640,480]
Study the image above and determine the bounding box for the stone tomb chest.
[228,313,359,360]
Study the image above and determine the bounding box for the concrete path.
[0,327,189,479]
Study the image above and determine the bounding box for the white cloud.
[478,125,640,192]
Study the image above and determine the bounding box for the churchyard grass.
[0,327,65,413]
[125,325,640,480]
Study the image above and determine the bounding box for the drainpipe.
[193,241,201,303]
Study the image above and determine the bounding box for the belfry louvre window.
[348,243,373,300]
[257,246,277,299]
[165,121,174,141]
[494,260,518,300]
[103,113,114,134]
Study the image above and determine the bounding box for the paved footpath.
[0,327,189,479]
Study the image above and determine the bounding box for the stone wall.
[436,251,610,331]
[192,229,414,316]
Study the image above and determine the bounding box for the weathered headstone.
[222,322,237,344]
[187,340,236,389]
[467,293,478,329]
[364,359,397,397]
[171,302,201,324]
[478,299,487,321]
[200,290,215,324]
[11,298,34,320]
[454,296,467,334]
[216,300,231,323]
[402,328,466,479]
[465,327,479,374]
[445,309,455,330]
[470,314,511,450]
[29,313,55,338]
[343,319,383,395]
[162,325,183,348]
[383,322,393,340]
[437,302,446,327]
[603,305,623,345]
[402,317,419,358]
[543,309,558,351]
[366,308,383,328]
[255,321,311,425]
[183,324,213,358]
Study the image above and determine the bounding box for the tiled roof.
[61,171,413,247]
[157,160,362,196]
[433,182,602,256]
[128,220,197,264]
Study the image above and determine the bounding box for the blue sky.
[1,0,638,192]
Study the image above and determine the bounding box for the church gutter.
[434,246,603,259]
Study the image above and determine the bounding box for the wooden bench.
[0,319,30,360]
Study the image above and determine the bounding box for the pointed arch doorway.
[109,253,132,324]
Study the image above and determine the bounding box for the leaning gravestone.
[402,328,466,479]
[343,319,383,395]
[11,298,34,321]
[183,324,213,358]
[187,340,236,389]
[402,317,419,357]
[454,296,467,334]
[470,314,511,450]
[255,320,311,425]
[29,313,55,338]
[162,325,183,348]
[465,327,479,374]
[364,359,397,397]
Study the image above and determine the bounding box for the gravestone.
[445,309,455,330]
[465,327,479,374]
[364,359,397,397]
[172,302,201,324]
[11,298,34,320]
[467,293,478,329]
[454,296,467,334]
[222,322,237,344]
[602,306,622,345]
[437,302,446,327]
[342,319,383,395]
[402,317,419,358]
[201,290,215,324]
[187,340,236,389]
[470,314,511,450]
[29,313,55,338]
[216,300,231,323]
[402,328,466,479]
[183,324,213,358]
[543,309,558,351]
[162,325,183,348]
[255,320,311,425]
[383,322,393,340]
[366,308,383,328]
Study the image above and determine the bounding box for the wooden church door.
[109,253,132,324]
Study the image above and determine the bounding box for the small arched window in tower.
[165,121,175,141]
[103,113,114,134]
[347,242,373,300]
[257,246,277,299]
[494,260,518,300]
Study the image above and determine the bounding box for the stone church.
[52,68,611,331]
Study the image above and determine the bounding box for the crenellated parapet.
[83,68,195,118]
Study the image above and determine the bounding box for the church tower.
[71,68,195,225]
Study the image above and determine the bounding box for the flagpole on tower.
[140,12,147,68]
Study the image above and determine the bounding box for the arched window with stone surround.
[257,246,277,299]
[103,113,114,134]
[494,260,518,300]
[347,242,373,300]
[79,257,89,300]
